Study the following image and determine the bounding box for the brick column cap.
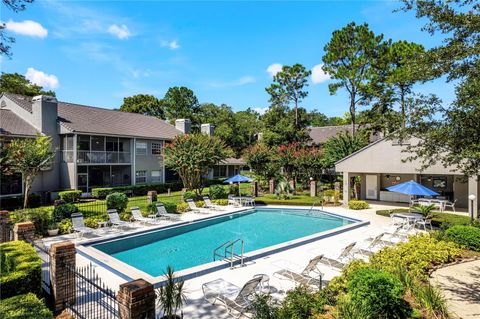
[119,279,154,298]
[13,221,35,230]
[0,210,9,216]
[50,241,75,252]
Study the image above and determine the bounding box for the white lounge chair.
[415,214,434,231]
[273,255,326,289]
[318,242,356,270]
[107,209,130,229]
[154,203,181,221]
[131,206,161,225]
[354,233,388,257]
[203,196,224,210]
[186,199,209,214]
[202,277,262,318]
[71,212,95,238]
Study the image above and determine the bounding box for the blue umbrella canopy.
[223,174,252,184]
[386,180,439,196]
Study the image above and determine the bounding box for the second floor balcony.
[75,151,131,164]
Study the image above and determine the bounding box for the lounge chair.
[107,209,130,229]
[319,242,356,270]
[273,255,326,289]
[186,199,209,213]
[228,195,241,207]
[130,206,161,225]
[71,212,95,238]
[202,277,262,318]
[354,233,388,257]
[415,214,433,231]
[203,196,225,210]
[154,203,181,221]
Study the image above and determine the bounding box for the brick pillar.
[50,241,76,314]
[0,210,12,243]
[252,181,258,197]
[117,279,156,319]
[147,191,157,204]
[269,180,275,194]
[13,221,35,242]
[310,180,317,197]
[334,182,340,192]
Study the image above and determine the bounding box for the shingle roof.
[0,109,38,137]
[3,93,182,140]
[309,125,356,144]
[220,157,245,165]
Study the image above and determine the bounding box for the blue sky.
[2,0,455,116]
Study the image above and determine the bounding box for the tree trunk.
[350,93,356,136]
[400,85,406,129]
[23,182,30,208]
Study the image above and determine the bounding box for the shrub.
[27,193,42,208]
[212,199,229,206]
[0,241,42,298]
[376,209,471,228]
[58,190,82,203]
[209,184,228,199]
[195,200,205,208]
[91,187,114,199]
[346,268,411,319]
[0,293,53,319]
[370,233,461,276]
[443,225,480,251]
[162,201,178,214]
[348,200,369,210]
[229,183,239,195]
[58,219,72,234]
[323,189,335,199]
[53,203,78,221]
[176,202,190,213]
[276,285,327,318]
[84,217,107,229]
[106,192,128,213]
[10,208,51,235]
[250,294,279,319]
[412,282,449,318]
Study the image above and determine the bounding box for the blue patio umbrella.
[386,180,439,196]
[224,174,252,197]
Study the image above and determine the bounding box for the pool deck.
[39,203,400,318]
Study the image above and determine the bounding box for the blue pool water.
[93,208,353,276]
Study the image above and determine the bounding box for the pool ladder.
[213,239,245,269]
[308,200,323,215]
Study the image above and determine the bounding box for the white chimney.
[175,119,191,134]
[32,95,58,136]
[201,123,215,136]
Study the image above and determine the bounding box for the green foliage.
[348,200,369,210]
[8,134,55,208]
[443,225,480,251]
[162,201,178,214]
[322,131,368,168]
[275,177,294,200]
[346,268,411,319]
[119,94,164,118]
[156,266,186,318]
[0,241,42,298]
[411,204,435,216]
[195,200,205,208]
[91,187,114,199]
[183,191,200,202]
[0,73,55,96]
[212,199,228,206]
[163,86,200,123]
[84,217,107,229]
[10,208,51,235]
[106,192,128,213]
[164,133,231,195]
[0,293,53,319]
[228,183,239,195]
[58,190,82,203]
[376,209,472,228]
[276,285,326,319]
[336,295,371,319]
[243,144,279,182]
[58,219,72,234]
[250,294,279,319]
[208,184,228,199]
[411,282,449,319]
[91,182,184,199]
[370,233,461,276]
[176,202,189,213]
[53,203,78,221]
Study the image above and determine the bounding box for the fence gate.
[64,262,119,319]
[31,240,52,298]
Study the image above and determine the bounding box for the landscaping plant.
[106,192,128,213]
[348,200,369,210]
[442,225,480,252]
[0,293,53,319]
[208,184,228,199]
[157,266,186,319]
[58,190,82,203]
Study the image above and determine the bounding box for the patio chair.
[154,203,181,221]
[186,199,209,214]
[107,209,130,229]
[354,233,387,257]
[202,277,262,318]
[444,199,456,212]
[228,195,241,207]
[273,255,326,290]
[71,212,95,238]
[203,196,224,210]
[415,214,434,231]
[130,206,161,225]
[318,242,356,270]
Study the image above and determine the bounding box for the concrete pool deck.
[39,203,399,318]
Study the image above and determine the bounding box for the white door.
[365,175,378,200]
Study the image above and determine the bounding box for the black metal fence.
[64,262,119,319]
[31,240,52,296]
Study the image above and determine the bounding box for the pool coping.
[77,207,369,287]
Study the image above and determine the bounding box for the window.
[151,170,161,183]
[151,142,163,156]
[135,170,147,184]
[136,142,147,155]
[213,165,227,178]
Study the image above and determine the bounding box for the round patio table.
[392,212,424,225]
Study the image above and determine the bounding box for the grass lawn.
[255,193,333,206]
[376,208,471,228]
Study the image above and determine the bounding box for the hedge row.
[376,208,471,228]
[91,181,184,199]
[58,190,82,203]
[0,293,53,319]
[0,241,42,299]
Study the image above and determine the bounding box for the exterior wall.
[60,162,75,190]
[453,178,468,208]
[134,139,165,184]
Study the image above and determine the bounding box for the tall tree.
[399,0,480,177]
[119,94,165,118]
[0,73,56,96]
[265,64,311,128]
[321,131,369,169]
[1,0,34,57]
[8,134,55,208]
[308,110,330,127]
[243,144,279,182]
[162,86,200,123]
[261,105,311,147]
[322,22,386,135]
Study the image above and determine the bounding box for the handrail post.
[240,240,244,267]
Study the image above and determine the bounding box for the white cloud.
[107,24,131,39]
[311,64,330,84]
[5,20,48,38]
[161,40,180,50]
[254,107,269,115]
[209,76,255,88]
[25,68,59,89]
[266,63,282,77]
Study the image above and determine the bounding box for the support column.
[50,241,76,314]
[0,210,12,243]
[310,180,317,197]
[117,279,156,319]
[342,171,350,206]
[252,181,258,197]
[269,179,275,194]
[13,221,35,242]
[468,176,478,219]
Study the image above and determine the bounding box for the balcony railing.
[76,151,131,164]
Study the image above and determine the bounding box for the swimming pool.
[90,208,360,277]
